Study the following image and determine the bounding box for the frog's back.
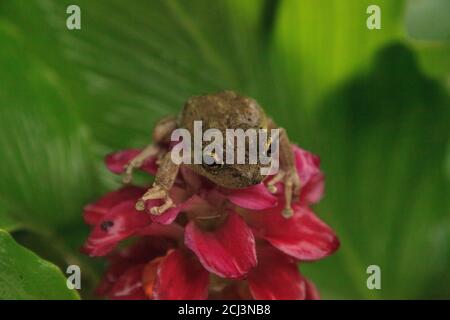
[180,91,266,132]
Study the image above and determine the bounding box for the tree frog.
[124,91,300,218]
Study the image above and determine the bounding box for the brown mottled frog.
[123,91,300,218]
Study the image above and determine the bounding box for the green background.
[0,0,448,299]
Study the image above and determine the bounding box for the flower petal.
[105,149,140,174]
[180,193,226,220]
[249,205,339,261]
[182,195,215,216]
[137,222,184,240]
[83,186,144,225]
[108,264,147,300]
[293,146,321,184]
[112,237,175,263]
[154,249,209,300]
[142,256,165,299]
[293,146,325,204]
[81,200,152,256]
[248,246,306,300]
[147,204,181,225]
[305,278,320,300]
[212,282,253,300]
[179,166,205,191]
[300,173,324,205]
[223,183,278,210]
[185,212,257,279]
[96,237,175,297]
[105,149,157,175]
[96,261,132,297]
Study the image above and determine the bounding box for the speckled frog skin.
[180,91,269,188]
[124,91,300,218]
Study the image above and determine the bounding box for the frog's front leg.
[266,124,300,218]
[123,145,161,184]
[123,116,177,184]
[135,152,179,215]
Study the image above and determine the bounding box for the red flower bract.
[185,212,257,279]
[248,245,306,300]
[154,249,210,300]
[82,145,339,299]
[247,204,340,261]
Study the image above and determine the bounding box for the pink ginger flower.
[81,145,339,299]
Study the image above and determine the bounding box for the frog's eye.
[264,142,272,157]
[265,138,273,157]
[202,152,224,170]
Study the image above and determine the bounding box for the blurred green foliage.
[0,0,448,299]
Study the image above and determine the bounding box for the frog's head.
[182,91,272,189]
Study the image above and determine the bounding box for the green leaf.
[404,0,450,80]
[302,44,450,299]
[36,0,291,149]
[272,0,405,112]
[405,0,450,41]
[412,43,450,81]
[0,5,101,229]
[0,198,21,232]
[12,228,104,299]
[0,2,106,298]
[0,229,79,299]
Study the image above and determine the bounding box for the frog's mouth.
[196,163,265,189]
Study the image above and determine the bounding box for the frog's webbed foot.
[267,169,300,218]
[123,145,160,184]
[135,184,175,215]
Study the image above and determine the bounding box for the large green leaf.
[405,0,450,41]
[11,229,104,299]
[404,0,450,80]
[0,199,20,232]
[0,2,100,230]
[0,230,79,299]
[35,0,294,149]
[301,44,450,299]
[272,0,405,112]
[0,2,104,299]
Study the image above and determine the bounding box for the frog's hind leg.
[136,152,180,215]
[123,116,177,184]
